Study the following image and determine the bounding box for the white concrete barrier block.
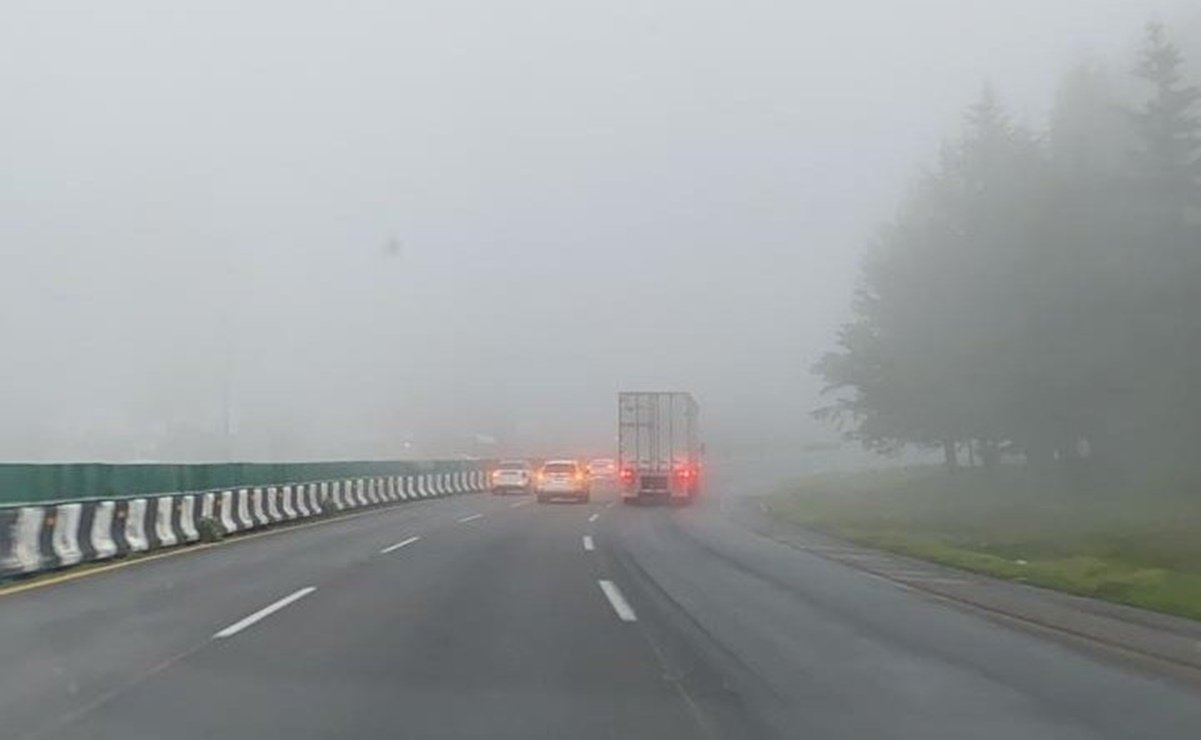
[237,489,253,529]
[179,495,198,542]
[155,496,177,548]
[219,490,237,533]
[52,503,84,567]
[252,488,269,527]
[281,486,297,519]
[9,507,45,572]
[91,501,117,559]
[126,499,149,552]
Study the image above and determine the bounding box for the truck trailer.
[617,391,701,505]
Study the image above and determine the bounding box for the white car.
[536,459,590,503]
[490,460,534,495]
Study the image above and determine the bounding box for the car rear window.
[543,463,576,473]
[497,461,528,470]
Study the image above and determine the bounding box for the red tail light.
[620,467,635,484]
[674,464,697,482]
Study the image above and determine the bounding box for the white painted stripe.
[588,513,599,523]
[509,500,531,508]
[201,492,216,522]
[582,535,594,551]
[457,514,482,523]
[380,536,421,554]
[52,503,84,566]
[213,586,317,639]
[598,579,636,622]
[605,502,615,509]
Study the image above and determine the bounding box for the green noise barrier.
[0,460,477,506]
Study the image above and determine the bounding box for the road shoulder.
[735,498,1201,688]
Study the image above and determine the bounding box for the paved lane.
[0,493,515,740]
[601,500,1201,739]
[50,495,711,740]
[2,484,1199,739]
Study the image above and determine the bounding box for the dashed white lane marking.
[605,502,615,509]
[213,587,317,639]
[598,580,637,622]
[509,500,531,509]
[588,513,599,523]
[380,536,421,554]
[583,535,594,551]
[757,501,768,514]
[457,514,483,523]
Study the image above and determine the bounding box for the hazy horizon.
[3,0,1198,461]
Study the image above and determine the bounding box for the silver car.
[535,459,590,503]
[490,460,534,495]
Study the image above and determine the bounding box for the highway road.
[1,481,1199,739]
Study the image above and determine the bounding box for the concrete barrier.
[1,463,488,580]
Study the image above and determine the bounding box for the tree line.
[815,23,1201,477]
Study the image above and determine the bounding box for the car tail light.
[620,467,635,484]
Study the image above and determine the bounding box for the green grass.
[766,467,1201,621]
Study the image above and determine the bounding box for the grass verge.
[766,467,1201,621]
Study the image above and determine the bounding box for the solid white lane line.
[588,513,599,523]
[213,587,316,639]
[583,535,595,551]
[598,579,637,622]
[380,536,421,554]
[510,500,531,508]
[458,513,483,523]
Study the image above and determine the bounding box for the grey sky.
[2,1,1197,461]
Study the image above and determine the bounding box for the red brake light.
[674,464,696,481]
